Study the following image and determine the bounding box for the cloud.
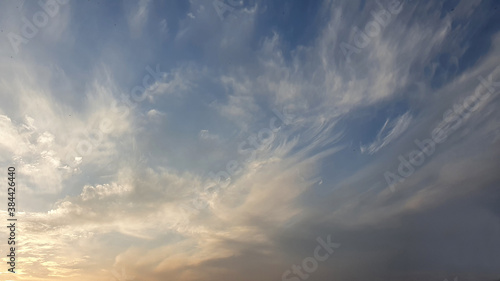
[1,0,500,280]
[146,109,165,122]
[360,111,413,154]
[159,18,168,33]
[126,0,151,37]
[198,129,219,141]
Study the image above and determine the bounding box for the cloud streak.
[361,111,412,154]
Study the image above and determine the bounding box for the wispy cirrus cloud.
[125,0,151,38]
[1,0,500,281]
[360,111,413,154]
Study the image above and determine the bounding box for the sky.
[0,0,500,280]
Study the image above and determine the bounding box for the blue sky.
[0,0,500,280]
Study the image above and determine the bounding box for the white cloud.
[360,111,413,154]
[126,0,151,37]
[147,109,165,122]
[81,182,132,201]
[160,18,168,33]
[198,129,219,141]
[1,1,499,280]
